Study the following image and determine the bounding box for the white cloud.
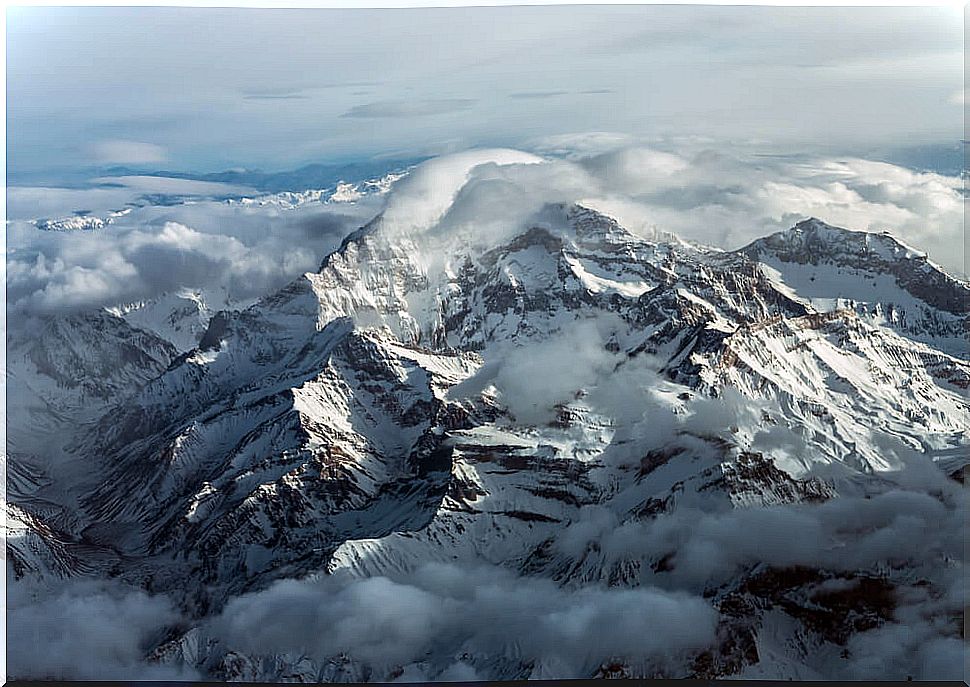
[381,148,543,235]
[384,143,966,277]
[7,142,966,322]
[5,144,967,682]
[6,193,379,315]
[491,317,621,425]
[8,7,962,173]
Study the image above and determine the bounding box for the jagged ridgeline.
[8,181,968,679]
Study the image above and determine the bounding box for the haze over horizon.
[6,5,965,181]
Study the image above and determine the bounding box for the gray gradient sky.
[6,5,964,177]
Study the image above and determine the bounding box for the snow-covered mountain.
[7,201,968,681]
[226,172,407,209]
[106,288,245,354]
[741,218,969,357]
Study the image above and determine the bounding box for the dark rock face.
[693,565,899,678]
[701,452,836,506]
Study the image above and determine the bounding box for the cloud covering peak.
[6,140,965,323]
[376,142,965,277]
[381,148,543,234]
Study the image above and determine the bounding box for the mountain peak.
[738,217,970,332]
[745,217,932,265]
[791,216,830,231]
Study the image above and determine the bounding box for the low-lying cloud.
[577,144,965,277]
[6,188,380,317]
[9,471,963,680]
[5,141,966,682]
[7,577,196,680]
[550,481,967,681]
[210,561,719,680]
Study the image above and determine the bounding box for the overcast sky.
[6,5,964,178]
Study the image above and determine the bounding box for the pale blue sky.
[6,5,964,180]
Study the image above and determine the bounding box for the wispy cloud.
[6,7,961,175]
[340,99,476,118]
[89,140,167,165]
[242,81,385,101]
[242,88,309,101]
[508,90,569,99]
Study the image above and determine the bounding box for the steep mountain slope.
[7,311,177,442]
[740,218,969,357]
[6,310,178,508]
[107,289,228,353]
[6,311,180,583]
[8,205,968,681]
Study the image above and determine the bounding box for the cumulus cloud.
[457,338,965,681]
[9,467,961,680]
[200,435,965,682]
[11,142,962,319]
[574,147,965,275]
[548,470,966,680]
[6,192,379,316]
[6,141,966,682]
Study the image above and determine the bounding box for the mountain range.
[7,194,968,680]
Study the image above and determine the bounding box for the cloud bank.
[6,187,380,316]
[389,142,967,277]
[7,577,196,680]
[8,389,964,680]
[210,561,718,680]
[7,141,964,324]
[7,6,961,175]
